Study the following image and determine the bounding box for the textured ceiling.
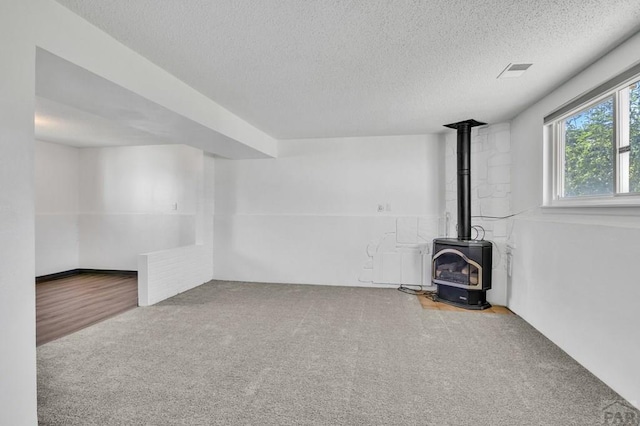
[55,0,640,138]
[35,49,270,158]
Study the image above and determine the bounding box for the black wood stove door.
[432,248,482,290]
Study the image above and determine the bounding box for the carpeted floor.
[38,281,634,425]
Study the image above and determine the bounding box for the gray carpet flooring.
[38,281,634,425]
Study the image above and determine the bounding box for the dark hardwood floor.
[36,273,138,346]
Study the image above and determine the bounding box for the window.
[562,96,614,198]
[545,63,640,206]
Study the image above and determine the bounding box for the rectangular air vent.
[497,63,533,79]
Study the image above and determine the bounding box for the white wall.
[35,141,80,276]
[0,1,37,424]
[34,143,202,273]
[443,123,512,306]
[78,144,201,271]
[214,135,442,287]
[138,152,215,306]
[3,0,272,422]
[510,30,640,406]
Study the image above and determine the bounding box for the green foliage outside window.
[630,82,640,193]
[563,98,614,197]
[562,82,640,197]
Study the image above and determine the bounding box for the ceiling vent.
[497,63,533,79]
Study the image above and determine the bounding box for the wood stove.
[432,119,492,310]
[432,238,492,309]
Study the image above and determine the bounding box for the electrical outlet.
[377,204,385,212]
[385,203,391,211]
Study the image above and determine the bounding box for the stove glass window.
[434,251,479,286]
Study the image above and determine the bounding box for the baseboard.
[36,269,137,283]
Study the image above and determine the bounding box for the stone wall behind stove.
[443,122,512,305]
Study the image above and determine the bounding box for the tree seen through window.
[629,82,640,193]
[563,97,614,197]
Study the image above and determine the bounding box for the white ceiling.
[36,96,173,148]
[35,49,271,158]
[54,0,640,139]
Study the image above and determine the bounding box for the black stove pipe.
[444,119,486,240]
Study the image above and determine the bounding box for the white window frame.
[544,61,640,208]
